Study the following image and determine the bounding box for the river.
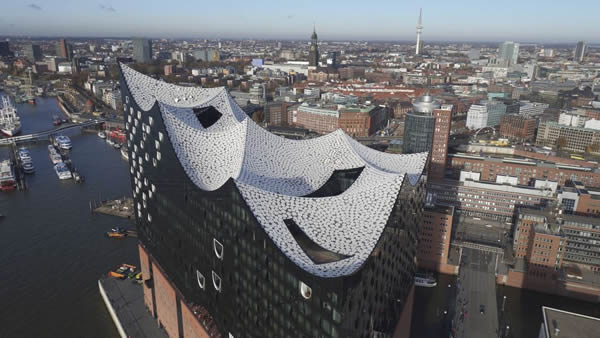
[0,94,137,337]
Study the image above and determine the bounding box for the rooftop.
[120,63,427,278]
[541,306,600,338]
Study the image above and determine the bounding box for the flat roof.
[542,306,600,338]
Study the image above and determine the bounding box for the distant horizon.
[1,35,599,47]
[1,1,599,44]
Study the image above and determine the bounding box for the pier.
[8,142,27,191]
[0,120,104,146]
[91,197,134,219]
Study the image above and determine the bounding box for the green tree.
[555,136,568,150]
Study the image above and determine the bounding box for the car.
[480,304,485,314]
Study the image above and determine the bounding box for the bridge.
[0,119,104,146]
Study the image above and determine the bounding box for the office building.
[24,44,42,62]
[0,41,11,57]
[499,114,536,141]
[536,122,600,153]
[574,41,587,63]
[448,153,600,187]
[133,39,152,63]
[193,48,220,62]
[163,64,176,76]
[308,27,319,67]
[558,181,600,215]
[466,100,513,130]
[539,307,600,338]
[56,39,73,61]
[403,95,441,153]
[337,105,387,137]
[326,51,338,68]
[498,41,519,65]
[119,63,428,337]
[296,103,339,134]
[429,105,453,181]
[417,206,455,274]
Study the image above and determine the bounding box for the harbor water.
[0,95,137,337]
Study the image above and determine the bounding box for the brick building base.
[139,244,211,338]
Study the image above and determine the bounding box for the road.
[452,248,499,338]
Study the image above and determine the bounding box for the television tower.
[416,8,423,55]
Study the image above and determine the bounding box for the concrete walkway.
[452,248,499,338]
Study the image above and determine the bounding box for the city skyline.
[1,1,599,43]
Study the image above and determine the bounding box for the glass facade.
[121,70,425,337]
[403,112,435,154]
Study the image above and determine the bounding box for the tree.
[555,136,568,150]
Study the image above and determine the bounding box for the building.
[498,41,519,65]
[539,307,600,338]
[296,103,339,134]
[171,51,186,63]
[193,49,220,62]
[499,114,536,141]
[0,41,11,57]
[536,122,600,153]
[24,44,42,62]
[558,181,600,215]
[56,39,73,61]
[427,177,555,222]
[133,39,152,63]
[448,153,600,188]
[429,105,452,181]
[308,27,319,67]
[519,101,549,117]
[559,110,588,128]
[417,206,455,274]
[164,64,176,76]
[326,52,338,68]
[119,63,428,337]
[466,100,513,130]
[574,41,587,63]
[337,105,387,137]
[403,95,441,153]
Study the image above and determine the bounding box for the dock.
[8,142,27,191]
[92,197,134,219]
[98,277,168,338]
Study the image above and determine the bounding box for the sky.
[0,0,598,43]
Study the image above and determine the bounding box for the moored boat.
[54,162,72,180]
[98,131,106,139]
[0,160,17,191]
[120,147,129,160]
[414,273,437,287]
[55,135,72,150]
[23,162,35,174]
[0,96,21,137]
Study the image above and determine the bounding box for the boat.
[414,274,437,287]
[0,160,17,191]
[49,152,62,164]
[18,148,32,162]
[106,139,114,146]
[106,231,126,238]
[55,135,72,150]
[113,143,121,149]
[98,131,106,139]
[0,96,22,137]
[52,115,62,126]
[120,147,129,160]
[23,162,35,174]
[54,162,72,180]
[73,170,83,183]
[27,97,36,105]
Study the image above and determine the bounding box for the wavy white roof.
[121,64,427,278]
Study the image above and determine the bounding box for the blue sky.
[0,0,598,42]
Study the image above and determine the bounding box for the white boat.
[98,131,106,139]
[23,162,35,174]
[414,274,437,288]
[106,139,114,146]
[54,162,72,180]
[55,135,72,150]
[0,96,21,137]
[18,148,32,162]
[0,159,17,191]
[120,147,129,161]
[113,143,121,149]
